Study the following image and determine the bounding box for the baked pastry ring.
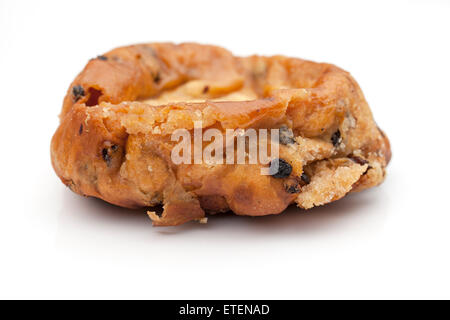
[51,43,391,226]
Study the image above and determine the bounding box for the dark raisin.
[102,148,111,166]
[300,172,311,184]
[331,129,341,146]
[285,183,300,194]
[349,156,368,165]
[111,145,118,152]
[154,206,164,217]
[203,85,209,94]
[279,125,295,145]
[79,124,83,135]
[270,158,292,178]
[153,72,161,84]
[96,55,108,61]
[363,166,372,175]
[72,85,85,102]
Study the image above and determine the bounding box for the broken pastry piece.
[51,43,391,226]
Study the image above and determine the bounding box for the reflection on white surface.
[55,184,389,259]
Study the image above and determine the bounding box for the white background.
[1,0,449,299]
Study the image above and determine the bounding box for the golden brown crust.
[51,42,391,226]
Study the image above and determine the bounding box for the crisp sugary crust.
[51,43,391,226]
